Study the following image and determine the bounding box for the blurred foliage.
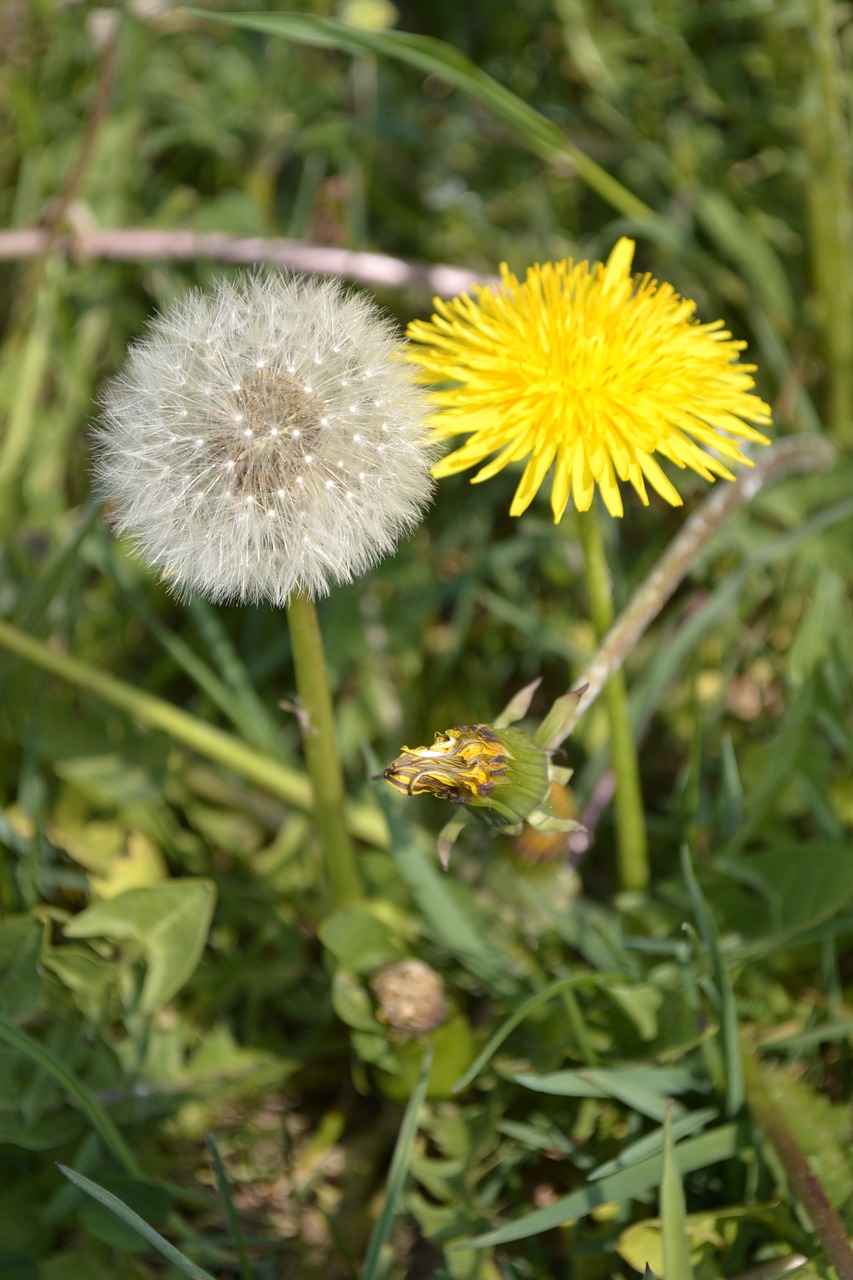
[1,0,853,1277]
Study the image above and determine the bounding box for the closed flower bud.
[95,271,438,605]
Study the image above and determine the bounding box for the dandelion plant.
[95,270,438,905]
[407,239,772,890]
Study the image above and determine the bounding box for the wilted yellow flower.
[384,723,549,825]
[406,239,772,520]
[384,690,586,868]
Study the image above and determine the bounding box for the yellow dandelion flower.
[406,238,772,520]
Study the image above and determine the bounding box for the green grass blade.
[661,1106,695,1280]
[508,1066,697,1122]
[0,616,387,848]
[362,1046,433,1280]
[0,1014,142,1178]
[57,1165,219,1280]
[452,974,617,1094]
[98,530,253,743]
[465,1123,742,1248]
[188,596,285,758]
[589,1107,718,1180]
[681,847,744,1116]
[205,1134,253,1280]
[188,10,654,224]
[15,501,100,632]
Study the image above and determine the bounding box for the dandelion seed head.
[95,270,438,604]
[406,238,772,521]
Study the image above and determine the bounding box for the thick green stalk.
[576,508,649,892]
[0,616,387,850]
[286,592,364,906]
[804,0,853,441]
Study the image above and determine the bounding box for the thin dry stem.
[0,228,497,297]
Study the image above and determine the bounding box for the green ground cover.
[1,1,853,1277]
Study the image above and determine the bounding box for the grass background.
[1,0,853,1277]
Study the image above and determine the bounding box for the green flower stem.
[576,507,649,893]
[804,0,853,442]
[742,1047,853,1280]
[285,591,364,907]
[0,617,387,851]
[550,437,836,750]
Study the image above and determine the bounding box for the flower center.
[214,369,326,499]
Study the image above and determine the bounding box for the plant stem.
[803,0,853,442]
[576,507,649,893]
[286,591,364,907]
[0,616,387,850]
[742,1047,853,1280]
[551,437,836,748]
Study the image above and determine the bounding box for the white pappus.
[94,271,438,605]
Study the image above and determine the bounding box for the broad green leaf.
[0,917,43,1017]
[53,754,164,808]
[319,905,408,974]
[375,1016,475,1102]
[0,1015,140,1177]
[332,968,381,1032]
[0,1108,85,1150]
[64,880,216,1014]
[617,1204,807,1280]
[725,843,853,947]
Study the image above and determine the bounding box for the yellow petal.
[509,445,556,517]
[635,450,684,507]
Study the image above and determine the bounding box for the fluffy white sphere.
[95,271,438,604]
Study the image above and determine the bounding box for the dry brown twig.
[0,227,496,298]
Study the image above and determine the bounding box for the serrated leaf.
[63,881,216,1014]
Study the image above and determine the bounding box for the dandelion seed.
[406,238,772,520]
[95,271,438,604]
